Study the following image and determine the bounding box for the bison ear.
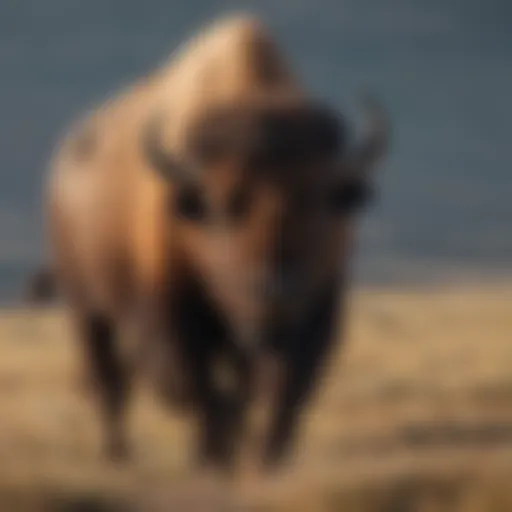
[328,177,374,217]
[141,114,200,184]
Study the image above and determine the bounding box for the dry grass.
[0,283,512,511]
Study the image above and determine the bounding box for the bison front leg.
[75,312,131,462]
[262,286,341,469]
[134,294,233,469]
[134,298,195,409]
[191,349,241,472]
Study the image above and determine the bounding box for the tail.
[24,267,59,305]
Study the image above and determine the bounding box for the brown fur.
[37,14,388,471]
[185,99,343,170]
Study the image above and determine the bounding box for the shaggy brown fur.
[31,14,389,471]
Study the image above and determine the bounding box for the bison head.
[141,95,389,350]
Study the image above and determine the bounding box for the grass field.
[0,284,512,511]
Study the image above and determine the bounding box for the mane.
[186,98,344,171]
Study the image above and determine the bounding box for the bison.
[30,14,389,472]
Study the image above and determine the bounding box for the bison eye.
[174,187,206,221]
[328,180,373,216]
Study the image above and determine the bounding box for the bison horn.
[142,113,200,184]
[350,94,390,175]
